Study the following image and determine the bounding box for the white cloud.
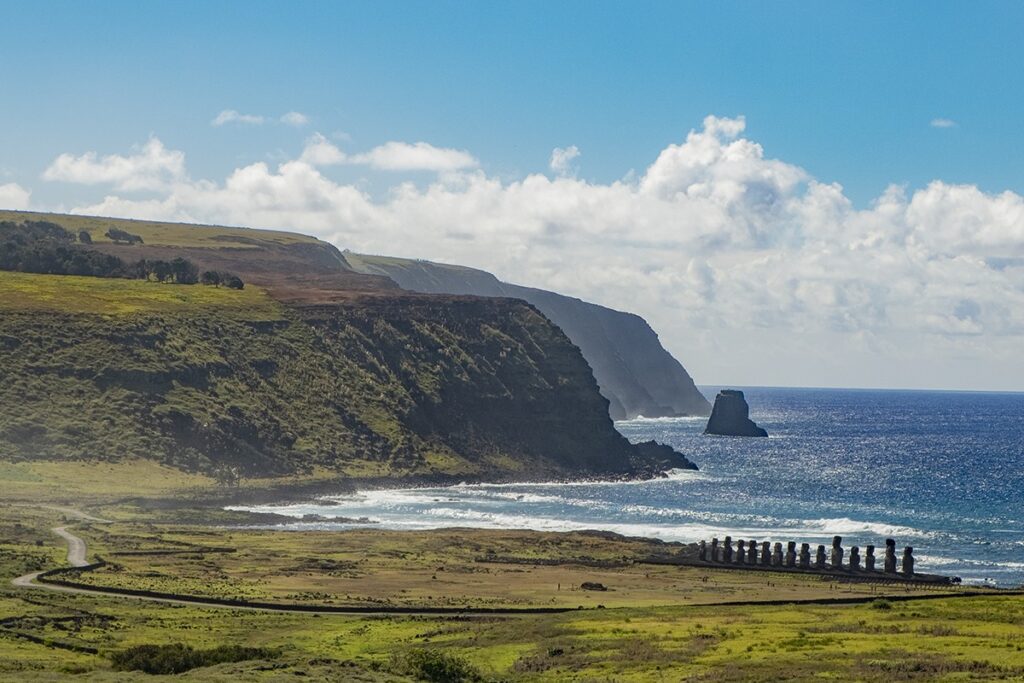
[50,117,1024,390]
[211,109,266,126]
[281,111,310,127]
[41,137,186,191]
[0,183,31,209]
[299,133,347,166]
[350,141,477,171]
[931,118,957,128]
[549,146,580,176]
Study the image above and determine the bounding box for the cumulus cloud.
[41,137,186,191]
[299,133,347,166]
[931,118,957,128]
[549,146,580,176]
[349,141,478,171]
[211,109,266,126]
[0,182,31,209]
[45,116,1024,389]
[281,111,310,127]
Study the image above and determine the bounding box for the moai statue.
[799,543,811,568]
[772,542,784,566]
[786,541,797,568]
[831,536,844,569]
[747,540,758,565]
[864,545,876,571]
[815,544,827,569]
[698,540,707,562]
[761,541,772,566]
[849,546,861,571]
[722,536,734,564]
[711,537,720,563]
[736,540,746,564]
[884,538,897,573]
[902,546,915,575]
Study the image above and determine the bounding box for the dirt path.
[11,524,94,589]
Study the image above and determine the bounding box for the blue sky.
[3,2,1024,391]
[3,1,1023,205]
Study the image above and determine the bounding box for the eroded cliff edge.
[346,253,711,420]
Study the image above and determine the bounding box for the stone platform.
[690,535,958,585]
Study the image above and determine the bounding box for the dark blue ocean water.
[235,387,1024,586]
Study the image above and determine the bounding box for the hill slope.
[0,212,696,479]
[346,253,711,420]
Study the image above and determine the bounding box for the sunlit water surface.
[231,387,1024,586]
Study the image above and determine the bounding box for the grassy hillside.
[0,210,391,300]
[0,210,318,249]
[0,270,686,479]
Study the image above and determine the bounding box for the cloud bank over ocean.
[25,116,1024,390]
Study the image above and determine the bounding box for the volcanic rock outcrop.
[703,390,768,437]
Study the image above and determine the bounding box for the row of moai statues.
[698,535,914,575]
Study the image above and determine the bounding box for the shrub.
[871,598,893,610]
[110,643,276,675]
[105,227,144,244]
[398,649,482,683]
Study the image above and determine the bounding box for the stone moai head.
[884,539,898,572]
[902,546,915,574]
[850,546,861,570]
[698,540,707,560]
[832,535,843,549]
[761,541,772,565]
[815,545,827,567]
[799,543,811,568]
[747,540,758,564]
[864,545,876,570]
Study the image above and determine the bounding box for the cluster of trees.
[111,644,276,675]
[1,221,126,278]
[105,227,144,244]
[200,270,245,290]
[0,220,243,288]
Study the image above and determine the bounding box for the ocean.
[232,387,1024,587]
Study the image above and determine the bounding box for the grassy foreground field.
[2,492,1024,682]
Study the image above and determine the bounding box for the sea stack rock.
[704,390,768,437]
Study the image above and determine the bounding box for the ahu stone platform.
[694,535,957,584]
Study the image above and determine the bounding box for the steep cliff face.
[0,271,695,478]
[346,253,711,420]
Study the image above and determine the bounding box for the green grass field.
[1,498,1022,682]
[0,271,285,318]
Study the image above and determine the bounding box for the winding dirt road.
[11,525,92,589]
